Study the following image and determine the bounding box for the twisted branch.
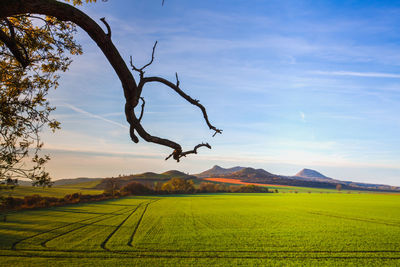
[165,143,211,162]
[0,0,221,162]
[140,76,222,137]
[138,97,145,122]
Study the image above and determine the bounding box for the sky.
[40,0,400,185]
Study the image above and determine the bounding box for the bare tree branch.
[0,0,222,162]
[141,41,157,71]
[165,143,211,162]
[141,76,222,137]
[175,72,180,87]
[138,96,145,122]
[130,41,157,76]
[100,17,111,38]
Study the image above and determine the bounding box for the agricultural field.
[204,178,345,193]
[0,193,400,266]
[0,183,103,198]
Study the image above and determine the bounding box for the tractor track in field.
[308,211,400,227]
[1,250,400,260]
[127,199,159,247]
[98,203,142,207]
[3,247,400,254]
[40,208,134,248]
[51,209,119,215]
[11,206,129,250]
[100,204,143,250]
[101,199,159,251]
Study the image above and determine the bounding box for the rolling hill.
[94,170,197,189]
[53,177,103,186]
[197,166,400,192]
[195,165,245,178]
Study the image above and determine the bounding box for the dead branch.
[0,0,221,162]
[100,17,111,38]
[165,143,211,162]
[140,76,223,137]
[130,41,157,76]
[138,96,145,122]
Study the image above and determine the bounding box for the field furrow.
[1,194,400,266]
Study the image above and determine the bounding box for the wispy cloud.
[60,103,129,129]
[312,70,400,79]
[299,111,306,123]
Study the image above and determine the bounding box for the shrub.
[121,182,154,195]
[162,178,195,194]
[199,182,220,193]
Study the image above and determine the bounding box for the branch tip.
[100,17,111,38]
[175,72,180,87]
[165,143,211,162]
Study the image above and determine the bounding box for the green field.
[1,193,400,266]
[0,183,103,198]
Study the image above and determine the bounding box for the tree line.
[1,178,274,212]
[107,178,274,196]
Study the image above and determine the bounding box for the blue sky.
[42,0,400,185]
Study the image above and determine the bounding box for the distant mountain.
[197,165,400,192]
[293,169,338,183]
[222,167,276,179]
[295,169,330,179]
[95,170,197,189]
[195,165,245,178]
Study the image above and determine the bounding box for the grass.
[204,178,362,193]
[0,183,103,198]
[0,193,399,266]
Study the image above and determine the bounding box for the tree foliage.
[103,178,120,196]
[0,2,88,187]
[336,184,342,192]
[161,178,195,194]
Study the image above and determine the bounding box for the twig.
[130,41,157,76]
[141,76,222,137]
[138,97,145,122]
[165,143,211,162]
[100,17,111,38]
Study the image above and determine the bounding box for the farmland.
[0,193,400,266]
[0,183,103,198]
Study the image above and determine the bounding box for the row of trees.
[1,192,115,212]
[117,178,274,196]
[1,178,274,212]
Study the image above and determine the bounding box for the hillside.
[195,165,245,178]
[199,166,400,192]
[53,177,103,186]
[295,169,331,180]
[94,170,197,189]
[293,169,339,183]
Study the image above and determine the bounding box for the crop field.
[0,184,103,198]
[0,193,400,266]
[204,178,343,193]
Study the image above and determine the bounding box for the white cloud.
[300,111,306,123]
[312,70,400,79]
[60,103,129,129]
